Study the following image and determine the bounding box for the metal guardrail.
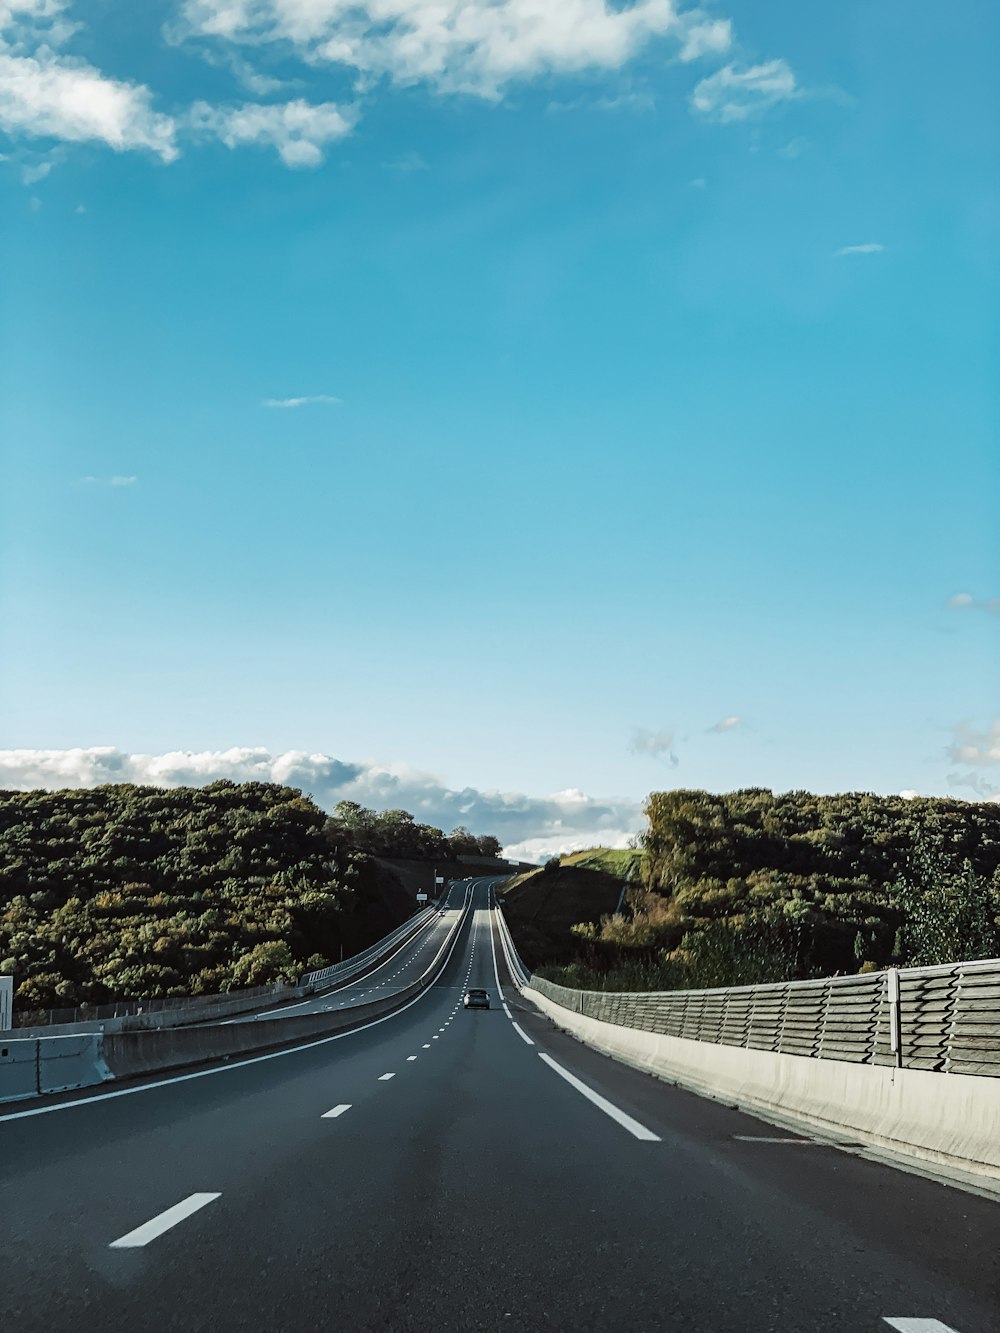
[493,900,531,989]
[8,904,438,1033]
[12,979,294,1030]
[525,958,1000,1078]
[300,907,436,988]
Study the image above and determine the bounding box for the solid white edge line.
[882,1321,962,1332]
[511,1022,534,1046]
[109,1192,221,1248]
[0,882,482,1125]
[322,1104,352,1118]
[538,1053,661,1142]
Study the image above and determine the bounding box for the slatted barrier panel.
[525,959,1000,1077]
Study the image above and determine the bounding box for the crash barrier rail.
[492,901,531,990]
[5,904,440,1039]
[12,980,294,1031]
[0,887,472,1104]
[524,957,1000,1078]
[299,906,436,989]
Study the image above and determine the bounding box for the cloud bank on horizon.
[0,747,645,861]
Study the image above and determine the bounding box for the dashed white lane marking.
[538,1053,661,1142]
[406,1056,417,1062]
[322,1104,352,1119]
[883,1321,963,1332]
[422,1043,431,1049]
[378,1073,395,1081]
[109,1193,221,1248]
[432,1035,440,1040]
[511,1022,534,1046]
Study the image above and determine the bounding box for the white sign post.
[0,976,12,1032]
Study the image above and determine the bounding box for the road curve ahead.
[2,880,997,1333]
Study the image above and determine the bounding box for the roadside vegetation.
[509,789,1000,992]
[0,784,502,1015]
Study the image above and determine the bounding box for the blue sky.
[1,0,997,854]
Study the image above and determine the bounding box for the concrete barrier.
[36,1034,111,1095]
[0,1038,39,1103]
[523,985,1000,1193]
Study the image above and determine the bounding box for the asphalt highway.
[2,879,997,1332]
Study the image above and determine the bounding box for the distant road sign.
[434,875,444,886]
[416,893,429,902]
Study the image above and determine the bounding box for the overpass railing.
[522,958,1000,1078]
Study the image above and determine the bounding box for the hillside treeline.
[326,801,501,861]
[542,789,1000,991]
[0,783,500,1014]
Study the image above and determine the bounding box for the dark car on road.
[463,988,490,1010]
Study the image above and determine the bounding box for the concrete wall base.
[522,986,1000,1201]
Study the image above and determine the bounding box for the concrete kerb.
[521,984,1000,1201]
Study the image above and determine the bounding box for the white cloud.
[690,58,797,122]
[20,156,49,181]
[0,746,646,859]
[708,715,741,733]
[947,592,1000,614]
[835,242,885,257]
[179,0,738,100]
[190,97,356,166]
[383,149,428,172]
[631,728,678,765]
[778,135,807,159]
[946,771,1000,801]
[263,393,342,408]
[678,17,732,63]
[0,4,177,159]
[77,474,138,486]
[947,720,1000,767]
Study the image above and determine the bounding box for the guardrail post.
[886,967,901,1068]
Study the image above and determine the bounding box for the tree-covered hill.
[0,782,501,1014]
[526,790,1000,991]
